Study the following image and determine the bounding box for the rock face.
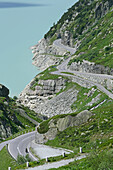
[31,38,68,71]
[35,110,92,144]
[61,31,74,47]
[95,0,113,19]
[34,88,78,118]
[0,112,20,139]
[18,77,75,117]
[0,124,12,139]
[0,84,9,97]
[69,60,113,75]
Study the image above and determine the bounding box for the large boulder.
[35,110,92,144]
[0,84,9,97]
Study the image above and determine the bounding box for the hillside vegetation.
[33,0,113,168]
[45,0,113,68]
[1,0,112,169]
[0,86,42,141]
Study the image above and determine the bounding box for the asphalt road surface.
[53,40,113,99]
[53,39,76,55]
[8,131,36,160]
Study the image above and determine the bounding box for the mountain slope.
[44,0,113,69]
[0,84,42,141]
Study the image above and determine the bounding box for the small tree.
[13,96,18,100]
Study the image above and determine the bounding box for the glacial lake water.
[0,0,76,97]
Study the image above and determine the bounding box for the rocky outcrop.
[0,84,9,97]
[0,124,12,139]
[69,60,113,75]
[35,110,92,144]
[95,0,113,19]
[18,77,72,117]
[61,31,74,47]
[31,38,68,71]
[0,113,21,139]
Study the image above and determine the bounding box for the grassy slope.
[69,10,113,68]
[45,99,113,169]
[44,0,113,68]
[0,146,18,170]
[49,150,113,170]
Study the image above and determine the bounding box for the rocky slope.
[31,38,69,71]
[45,0,113,47]
[0,84,41,141]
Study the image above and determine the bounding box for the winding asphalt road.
[53,39,113,99]
[53,39,76,55]
[0,131,37,161]
[8,131,37,161]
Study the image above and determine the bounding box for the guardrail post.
[80,147,82,153]
[46,157,48,162]
[26,162,29,167]
[62,152,65,157]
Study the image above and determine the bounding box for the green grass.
[49,150,113,170]
[46,99,113,153]
[49,34,57,45]
[61,72,74,75]
[69,10,113,68]
[22,106,42,123]
[0,146,18,170]
[39,66,59,80]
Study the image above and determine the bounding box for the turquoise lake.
[0,0,76,97]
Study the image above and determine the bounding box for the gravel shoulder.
[29,140,73,159]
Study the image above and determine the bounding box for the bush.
[105,46,111,51]
[17,154,32,164]
[17,154,26,164]
[37,119,50,134]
